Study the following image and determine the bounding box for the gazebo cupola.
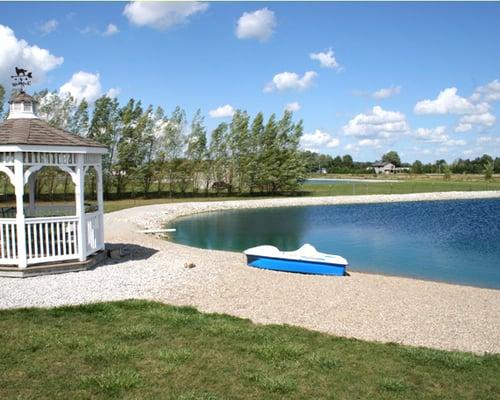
[8,91,38,119]
[0,69,107,277]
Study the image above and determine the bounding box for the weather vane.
[10,67,33,93]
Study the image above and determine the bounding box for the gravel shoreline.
[1,191,499,354]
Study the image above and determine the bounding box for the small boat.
[243,244,348,276]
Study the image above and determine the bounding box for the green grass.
[0,300,498,399]
[303,178,500,197]
[101,178,500,213]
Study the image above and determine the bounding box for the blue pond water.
[171,199,500,289]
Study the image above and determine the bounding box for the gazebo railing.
[25,216,79,264]
[0,219,18,264]
[0,214,103,266]
[85,211,103,254]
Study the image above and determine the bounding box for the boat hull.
[246,255,346,276]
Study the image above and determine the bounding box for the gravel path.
[1,191,499,354]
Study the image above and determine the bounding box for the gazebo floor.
[0,250,107,278]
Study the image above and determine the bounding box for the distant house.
[372,161,395,174]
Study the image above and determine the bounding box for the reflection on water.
[171,199,500,289]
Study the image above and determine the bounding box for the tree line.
[305,150,499,176]
[0,86,306,198]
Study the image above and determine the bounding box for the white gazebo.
[0,91,107,277]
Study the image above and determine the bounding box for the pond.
[170,199,500,289]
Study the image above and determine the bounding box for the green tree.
[484,160,494,180]
[35,91,75,130]
[69,99,89,136]
[145,106,166,195]
[228,110,250,193]
[115,99,145,195]
[442,164,451,180]
[186,109,208,193]
[260,114,279,192]
[278,115,306,192]
[342,154,354,171]
[248,112,264,193]
[208,122,229,193]
[161,106,186,195]
[412,160,423,174]
[88,95,120,196]
[382,150,401,167]
[494,157,500,174]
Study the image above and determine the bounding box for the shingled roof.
[0,118,106,148]
[9,92,37,104]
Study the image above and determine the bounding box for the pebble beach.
[1,191,499,354]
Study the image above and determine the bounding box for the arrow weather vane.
[10,67,33,93]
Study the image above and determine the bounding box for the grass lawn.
[0,300,498,400]
[102,178,500,213]
[302,178,500,197]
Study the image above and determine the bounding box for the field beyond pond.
[99,176,500,213]
[0,300,498,400]
[303,176,500,197]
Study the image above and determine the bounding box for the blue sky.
[1,1,499,162]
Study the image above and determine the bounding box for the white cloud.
[415,126,448,143]
[264,71,317,93]
[344,143,360,154]
[106,87,121,98]
[372,85,401,99]
[209,104,235,118]
[343,106,410,138]
[39,19,58,35]
[0,24,63,88]
[123,1,208,31]
[415,87,495,131]
[414,126,466,147]
[471,79,500,103]
[284,102,301,112]
[477,135,500,145]
[358,138,381,148]
[59,71,102,103]
[79,25,99,35]
[309,48,341,70]
[446,139,467,146]
[236,8,276,42]
[458,112,495,128]
[103,23,119,36]
[300,129,340,151]
[454,123,472,133]
[326,138,340,148]
[414,87,478,115]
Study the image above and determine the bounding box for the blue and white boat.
[244,244,348,276]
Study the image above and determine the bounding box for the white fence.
[25,216,79,264]
[0,219,18,264]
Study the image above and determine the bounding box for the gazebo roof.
[9,92,37,104]
[0,118,106,149]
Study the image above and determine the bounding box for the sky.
[0,1,499,163]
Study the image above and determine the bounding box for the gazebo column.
[75,155,87,262]
[28,172,36,217]
[14,153,27,268]
[96,163,105,250]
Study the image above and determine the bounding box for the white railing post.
[14,153,27,268]
[75,155,86,261]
